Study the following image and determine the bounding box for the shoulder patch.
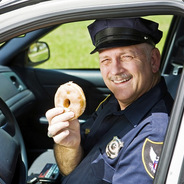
[142,138,163,179]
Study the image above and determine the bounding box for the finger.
[51,111,74,125]
[53,130,70,145]
[45,107,64,122]
[48,121,69,137]
[47,132,54,138]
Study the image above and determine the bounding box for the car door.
[1,0,184,182]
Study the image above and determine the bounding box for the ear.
[150,48,161,73]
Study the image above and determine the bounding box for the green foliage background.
[38,15,173,69]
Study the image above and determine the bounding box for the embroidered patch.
[142,138,163,178]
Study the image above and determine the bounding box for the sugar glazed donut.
[54,81,86,120]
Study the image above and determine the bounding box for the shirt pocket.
[91,148,115,183]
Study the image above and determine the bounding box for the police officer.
[46,17,173,183]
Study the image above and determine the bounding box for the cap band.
[95,27,155,48]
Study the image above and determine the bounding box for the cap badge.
[106,136,124,159]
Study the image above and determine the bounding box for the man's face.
[99,43,160,110]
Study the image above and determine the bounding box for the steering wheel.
[0,97,27,184]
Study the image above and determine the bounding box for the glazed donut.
[54,81,86,120]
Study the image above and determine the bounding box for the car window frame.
[0,0,184,183]
[0,0,184,42]
[154,14,184,184]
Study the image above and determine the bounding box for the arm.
[46,107,84,175]
[54,144,84,175]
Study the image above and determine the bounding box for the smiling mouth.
[110,74,132,84]
[113,78,131,84]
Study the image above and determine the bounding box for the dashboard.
[0,66,35,126]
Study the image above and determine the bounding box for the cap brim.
[90,40,144,54]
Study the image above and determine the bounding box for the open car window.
[29,15,173,69]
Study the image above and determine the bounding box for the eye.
[120,55,134,62]
[100,58,111,65]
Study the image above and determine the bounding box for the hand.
[45,107,81,149]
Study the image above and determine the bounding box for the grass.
[38,15,173,69]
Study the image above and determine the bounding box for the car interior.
[0,13,184,183]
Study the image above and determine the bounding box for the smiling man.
[46,17,173,183]
[99,43,160,110]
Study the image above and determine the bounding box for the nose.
[111,59,125,75]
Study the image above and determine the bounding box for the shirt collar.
[109,77,168,127]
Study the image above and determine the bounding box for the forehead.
[99,44,145,57]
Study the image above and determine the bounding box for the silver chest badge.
[106,136,124,159]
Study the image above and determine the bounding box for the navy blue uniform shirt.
[62,77,173,184]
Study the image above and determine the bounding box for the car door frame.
[154,15,184,184]
[0,0,184,43]
[1,0,184,183]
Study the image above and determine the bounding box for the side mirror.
[28,41,50,66]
